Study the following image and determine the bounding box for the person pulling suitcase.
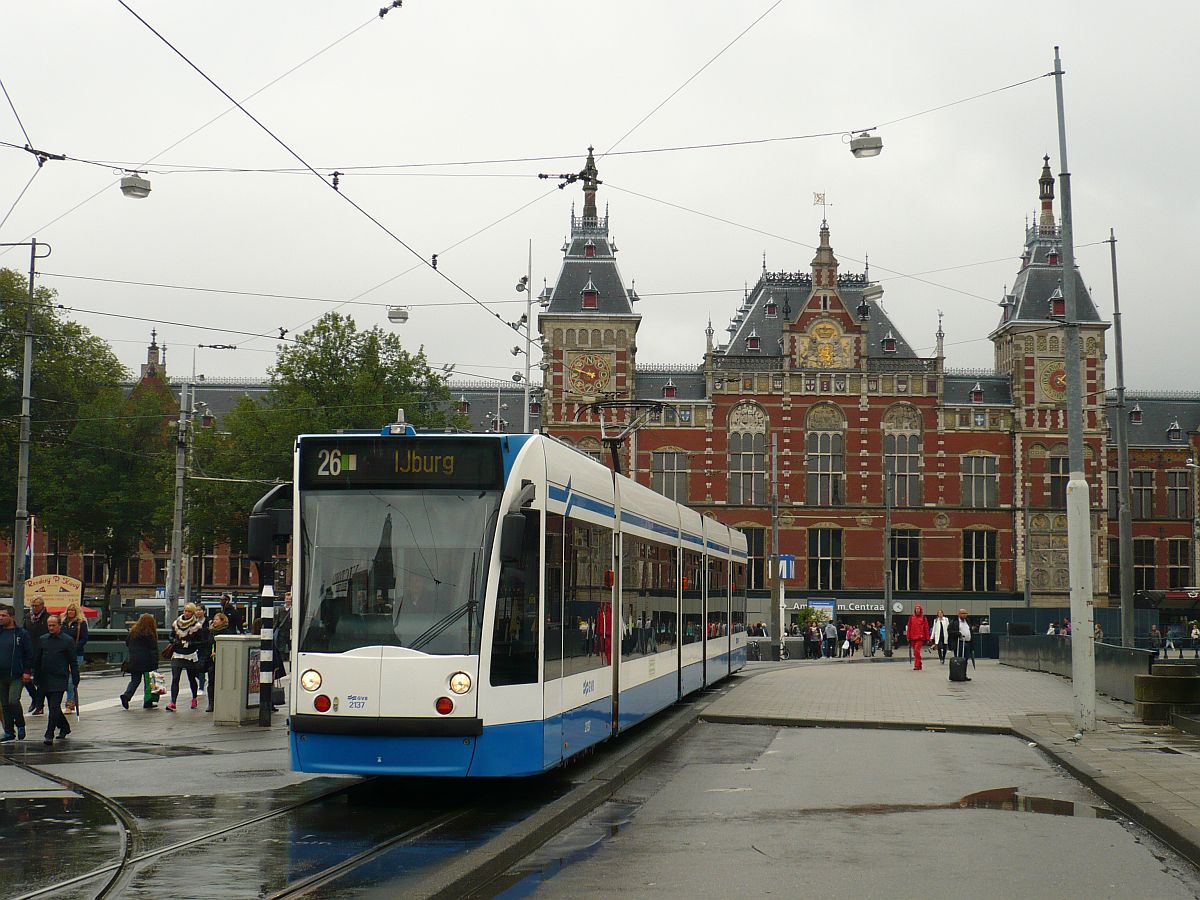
[950,609,973,682]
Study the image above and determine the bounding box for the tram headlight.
[300,669,322,692]
[448,671,473,695]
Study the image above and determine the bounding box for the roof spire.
[1038,154,1056,234]
[810,220,838,284]
[935,310,945,360]
[581,146,599,221]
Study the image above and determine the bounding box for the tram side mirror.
[247,512,274,563]
[499,512,526,564]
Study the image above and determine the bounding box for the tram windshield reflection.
[298,490,500,655]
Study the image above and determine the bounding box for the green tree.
[0,266,131,534]
[36,385,175,602]
[186,313,462,552]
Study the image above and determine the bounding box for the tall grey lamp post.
[1053,45,1096,730]
[1106,229,1135,647]
[2,239,51,628]
[883,461,894,657]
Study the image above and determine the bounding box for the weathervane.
[813,192,831,222]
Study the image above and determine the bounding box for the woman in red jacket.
[906,604,930,671]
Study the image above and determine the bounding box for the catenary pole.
[9,239,47,628]
[770,432,782,660]
[883,460,894,657]
[1054,45,1096,730]
[1107,229,1135,647]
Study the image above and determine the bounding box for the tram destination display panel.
[298,436,503,491]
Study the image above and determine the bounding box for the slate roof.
[943,374,1012,406]
[542,214,639,318]
[992,225,1104,333]
[719,272,920,361]
[446,381,542,433]
[1105,394,1200,448]
[634,366,708,402]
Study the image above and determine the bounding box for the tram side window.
[621,536,678,660]
[563,518,614,677]
[681,549,704,645]
[732,563,747,634]
[543,512,565,681]
[707,558,729,638]
[490,510,540,686]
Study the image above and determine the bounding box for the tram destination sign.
[299,436,503,490]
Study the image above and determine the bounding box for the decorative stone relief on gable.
[805,402,846,431]
[728,402,767,434]
[883,403,922,433]
[795,319,854,370]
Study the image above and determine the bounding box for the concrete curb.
[1008,716,1200,873]
[413,700,703,899]
[700,713,1011,735]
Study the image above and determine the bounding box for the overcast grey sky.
[2,2,1197,392]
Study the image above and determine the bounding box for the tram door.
[542,512,565,769]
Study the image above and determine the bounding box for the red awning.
[46,605,100,620]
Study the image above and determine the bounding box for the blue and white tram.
[288,427,747,777]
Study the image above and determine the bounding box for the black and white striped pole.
[258,582,275,727]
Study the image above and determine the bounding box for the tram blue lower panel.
[705,651,731,685]
[290,731,476,777]
[681,660,704,696]
[730,645,747,671]
[466,719,550,777]
[561,694,613,760]
[617,669,679,731]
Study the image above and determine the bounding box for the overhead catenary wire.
[115,0,516,343]
[0,11,378,262]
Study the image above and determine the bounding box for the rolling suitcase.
[949,639,969,682]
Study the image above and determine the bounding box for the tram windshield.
[298,489,500,655]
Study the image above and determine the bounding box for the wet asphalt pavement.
[482,725,1200,899]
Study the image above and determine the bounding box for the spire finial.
[581,146,599,221]
[1038,154,1056,234]
[762,251,767,273]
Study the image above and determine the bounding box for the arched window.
[805,403,846,506]
[728,403,767,505]
[883,404,923,506]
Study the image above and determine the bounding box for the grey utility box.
[213,634,262,725]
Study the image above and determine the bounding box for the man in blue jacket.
[33,615,78,746]
[0,604,34,742]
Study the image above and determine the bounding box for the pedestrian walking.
[194,604,209,694]
[24,597,49,715]
[1150,625,1164,659]
[930,609,951,664]
[0,604,33,742]
[955,609,974,676]
[204,612,230,712]
[906,604,930,670]
[60,602,89,715]
[220,594,245,635]
[33,616,79,746]
[120,614,161,710]
[1191,623,1200,658]
[165,603,208,711]
[823,621,837,658]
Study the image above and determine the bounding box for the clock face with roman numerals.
[567,352,612,393]
[1040,361,1067,401]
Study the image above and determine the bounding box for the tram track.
[7,756,371,900]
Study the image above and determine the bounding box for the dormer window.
[882,331,897,353]
[529,398,541,416]
[663,379,677,399]
[1048,249,1059,266]
[746,329,760,351]
[765,301,778,318]
[584,240,596,259]
[581,276,599,309]
[457,395,470,414]
[1168,419,1183,442]
[971,382,984,403]
[1049,286,1065,318]
[1130,403,1143,425]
